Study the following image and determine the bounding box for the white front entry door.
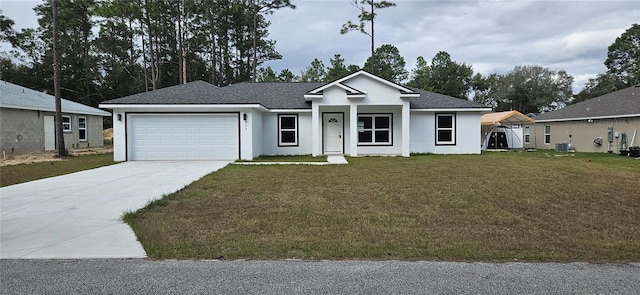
[44,116,55,151]
[323,113,343,154]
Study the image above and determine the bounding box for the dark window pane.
[375,116,390,129]
[358,117,372,129]
[359,131,372,142]
[281,131,296,143]
[438,115,453,128]
[438,130,452,142]
[281,116,296,129]
[79,130,87,140]
[375,130,389,143]
[545,135,551,143]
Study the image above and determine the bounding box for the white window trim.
[278,114,298,147]
[62,115,72,133]
[78,117,87,142]
[524,126,530,143]
[357,114,392,146]
[435,113,456,145]
[544,125,551,144]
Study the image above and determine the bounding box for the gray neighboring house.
[1,80,111,154]
[525,85,640,153]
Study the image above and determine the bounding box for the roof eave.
[411,107,493,112]
[98,103,265,110]
[534,113,640,122]
[2,104,111,116]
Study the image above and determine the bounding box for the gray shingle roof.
[100,80,489,110]
[100,80,249,105]
[223,82,324,109]
[0,80,110,116]
[534,85,640,121]
[409,88,490,109]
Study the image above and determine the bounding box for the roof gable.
[304,70,419,101]
[0,80,110,116]
[535,85,640,121]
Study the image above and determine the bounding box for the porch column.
[312,103,320,156]
[350,104,358,157]
[402,101,410,157]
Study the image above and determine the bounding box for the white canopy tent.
[481,111,535,150]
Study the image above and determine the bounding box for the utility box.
[608,127,614,143]
[555,143,569,152]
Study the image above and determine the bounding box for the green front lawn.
[125,151,640,261]
[1,153,116,187]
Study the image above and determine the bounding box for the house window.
[78,117,87,141]
[62,116,71,133]
[544,125,551,144]
[524,126,530,143]
[278,114,298,146]
[358,114,392,145]
[436,113,456,145]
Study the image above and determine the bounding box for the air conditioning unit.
[555,143,569,152]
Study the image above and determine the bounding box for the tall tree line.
[1,0,289,107]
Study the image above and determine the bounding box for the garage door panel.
[129,114,239,160]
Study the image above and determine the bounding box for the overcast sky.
[1,0,638,93]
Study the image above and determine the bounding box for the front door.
[323,113,343,154]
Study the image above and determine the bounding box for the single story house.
[99,71,491,161]
[524,85,640,153]
[0,80,111,154]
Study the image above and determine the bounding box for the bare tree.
[340,0,396,74]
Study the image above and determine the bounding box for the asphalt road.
[2,259,639,294]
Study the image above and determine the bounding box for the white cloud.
[2,0,639,93]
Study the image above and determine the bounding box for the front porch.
[311,104,411,157]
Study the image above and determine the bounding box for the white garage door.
[129,114,239,160]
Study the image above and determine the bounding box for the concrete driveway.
[0,161,230,259]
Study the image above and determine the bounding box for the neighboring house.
[0,81,111,154]
[99,71,491,161]
[525,85,640,153]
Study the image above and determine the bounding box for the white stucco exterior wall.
[410,111,482,154]
[112,111,126,161]
[251,110,263,158]
[261,112,313,156]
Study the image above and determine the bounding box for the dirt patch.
[1,146,113,167]
[103,128,113,140]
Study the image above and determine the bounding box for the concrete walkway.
[0,161,230,259]
[234,155,349,165]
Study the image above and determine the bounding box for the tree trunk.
[144,0,156,90]
[252,0,257,82]
[52,0,67,157]
[178,0,187,84]
[370,0,375,74]
[206,1,217,85]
